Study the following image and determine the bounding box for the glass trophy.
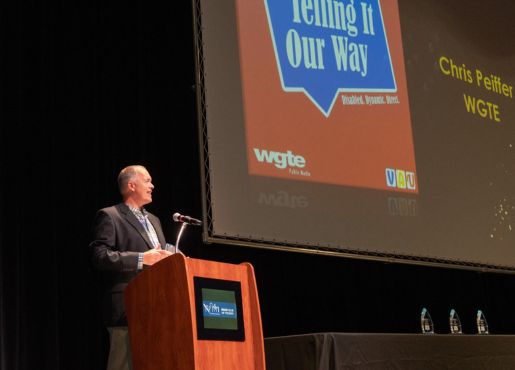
[449,309,463,334]
[476,310,489,335]
[420,308,434,334]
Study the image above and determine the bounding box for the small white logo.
[203,302,220,315]
[253,148,306,169]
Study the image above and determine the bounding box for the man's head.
[118,165,154,208]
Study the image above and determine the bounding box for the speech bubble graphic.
[264,0,397,116]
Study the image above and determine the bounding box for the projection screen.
[192,0,515,272]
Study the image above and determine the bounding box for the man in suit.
[90,165,173,370]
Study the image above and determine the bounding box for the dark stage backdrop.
[2,1,515,370]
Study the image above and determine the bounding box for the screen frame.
[191,0,515,275]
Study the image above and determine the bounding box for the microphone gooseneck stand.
[175,222,188,254]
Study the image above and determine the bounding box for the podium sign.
[194,277,245,341]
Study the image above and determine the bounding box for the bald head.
[118,165,148,198]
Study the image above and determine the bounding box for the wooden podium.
[124,253,265,370]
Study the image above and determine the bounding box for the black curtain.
[3,1,515,370]
[1,1,199,368]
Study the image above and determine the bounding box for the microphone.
[173,212,202,226]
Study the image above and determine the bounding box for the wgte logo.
[385,168,416,190]
[253,148,306,169]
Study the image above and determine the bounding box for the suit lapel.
[117,203,154,250]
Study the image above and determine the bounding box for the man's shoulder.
[96,203,128,218]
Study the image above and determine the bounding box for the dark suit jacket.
[89,202,166,326]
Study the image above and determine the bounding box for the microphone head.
[173,212,202,226]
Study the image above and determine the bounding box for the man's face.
[128,168,154,207]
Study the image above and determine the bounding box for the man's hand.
[142,245,173,266]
